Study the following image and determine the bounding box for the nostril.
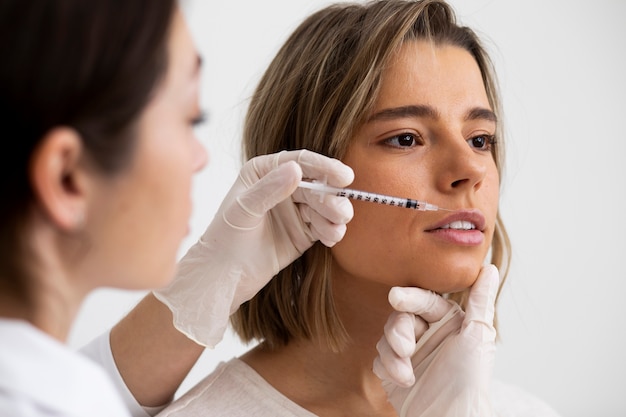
[451,179,466,188]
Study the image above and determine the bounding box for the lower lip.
[426,228,484,246]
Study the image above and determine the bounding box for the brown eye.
[397,134,415,147]
[467,134,495,151]
[384,133,421,149]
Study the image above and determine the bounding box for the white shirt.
[158,358,562,417]
[0,319,130,417]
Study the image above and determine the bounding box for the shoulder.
[492,379,562,417]
[158,358,315,417]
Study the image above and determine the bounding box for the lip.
[426,209,486,232]
[425,209,487,246]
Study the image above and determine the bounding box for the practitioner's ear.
[29,127,90,231]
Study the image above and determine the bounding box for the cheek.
[331,204,405,287]
[482,162,501,236]
[333,150,435,287]
[332,193,444,288]
[118,133,194,288]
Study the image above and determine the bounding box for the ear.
[29,127,90,231]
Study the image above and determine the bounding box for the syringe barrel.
[298,181,444,211]
[341,189,407,208]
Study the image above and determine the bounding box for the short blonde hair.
[233,0,511,351]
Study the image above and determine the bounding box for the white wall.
[69,1,626,416]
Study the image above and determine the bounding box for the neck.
[242,274,396,416]
[34,278,84,341]
[0,278,83,342]
[0,214,89,342]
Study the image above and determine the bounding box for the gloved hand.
[373,265,500,417]
[154,149,354,347]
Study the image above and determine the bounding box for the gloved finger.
[279,149,354,187]
[412,316,429,343]
[463,264,499,338]
[293,189,354,225]
[372,356,394,384]
[410,302,464,365]
[295,191,353,225]
[388,286,455,324]
[307,219,347,247]
[226,161,302,229]
[374,337,415,387]
[383,311,426,358]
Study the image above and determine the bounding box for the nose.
[436,137,488,193]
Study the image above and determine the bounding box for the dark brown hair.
[0,0,176,304]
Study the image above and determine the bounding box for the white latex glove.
[154,149,354,347]
[373,265,500,417]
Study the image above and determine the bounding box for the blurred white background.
[69,1,626,416]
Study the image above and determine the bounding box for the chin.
[409,264,483,294]
[420,281,473,295]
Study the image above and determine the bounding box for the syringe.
[298,180,453,212]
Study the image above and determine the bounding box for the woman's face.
[332,41,499,294]
[87,9,207,290]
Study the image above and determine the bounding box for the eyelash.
[382,132,496,151]
[190,111,207,127]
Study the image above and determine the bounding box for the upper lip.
[426,209,486,232]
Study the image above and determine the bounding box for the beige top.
[158,358,562,417]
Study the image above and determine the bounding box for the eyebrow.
[465,107,497,123]
[367,105,439,122]
[367,104,497,124]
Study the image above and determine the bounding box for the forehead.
[161,8,199,92]
[374,40,489,111]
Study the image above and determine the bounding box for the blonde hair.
[233,0,511,350]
